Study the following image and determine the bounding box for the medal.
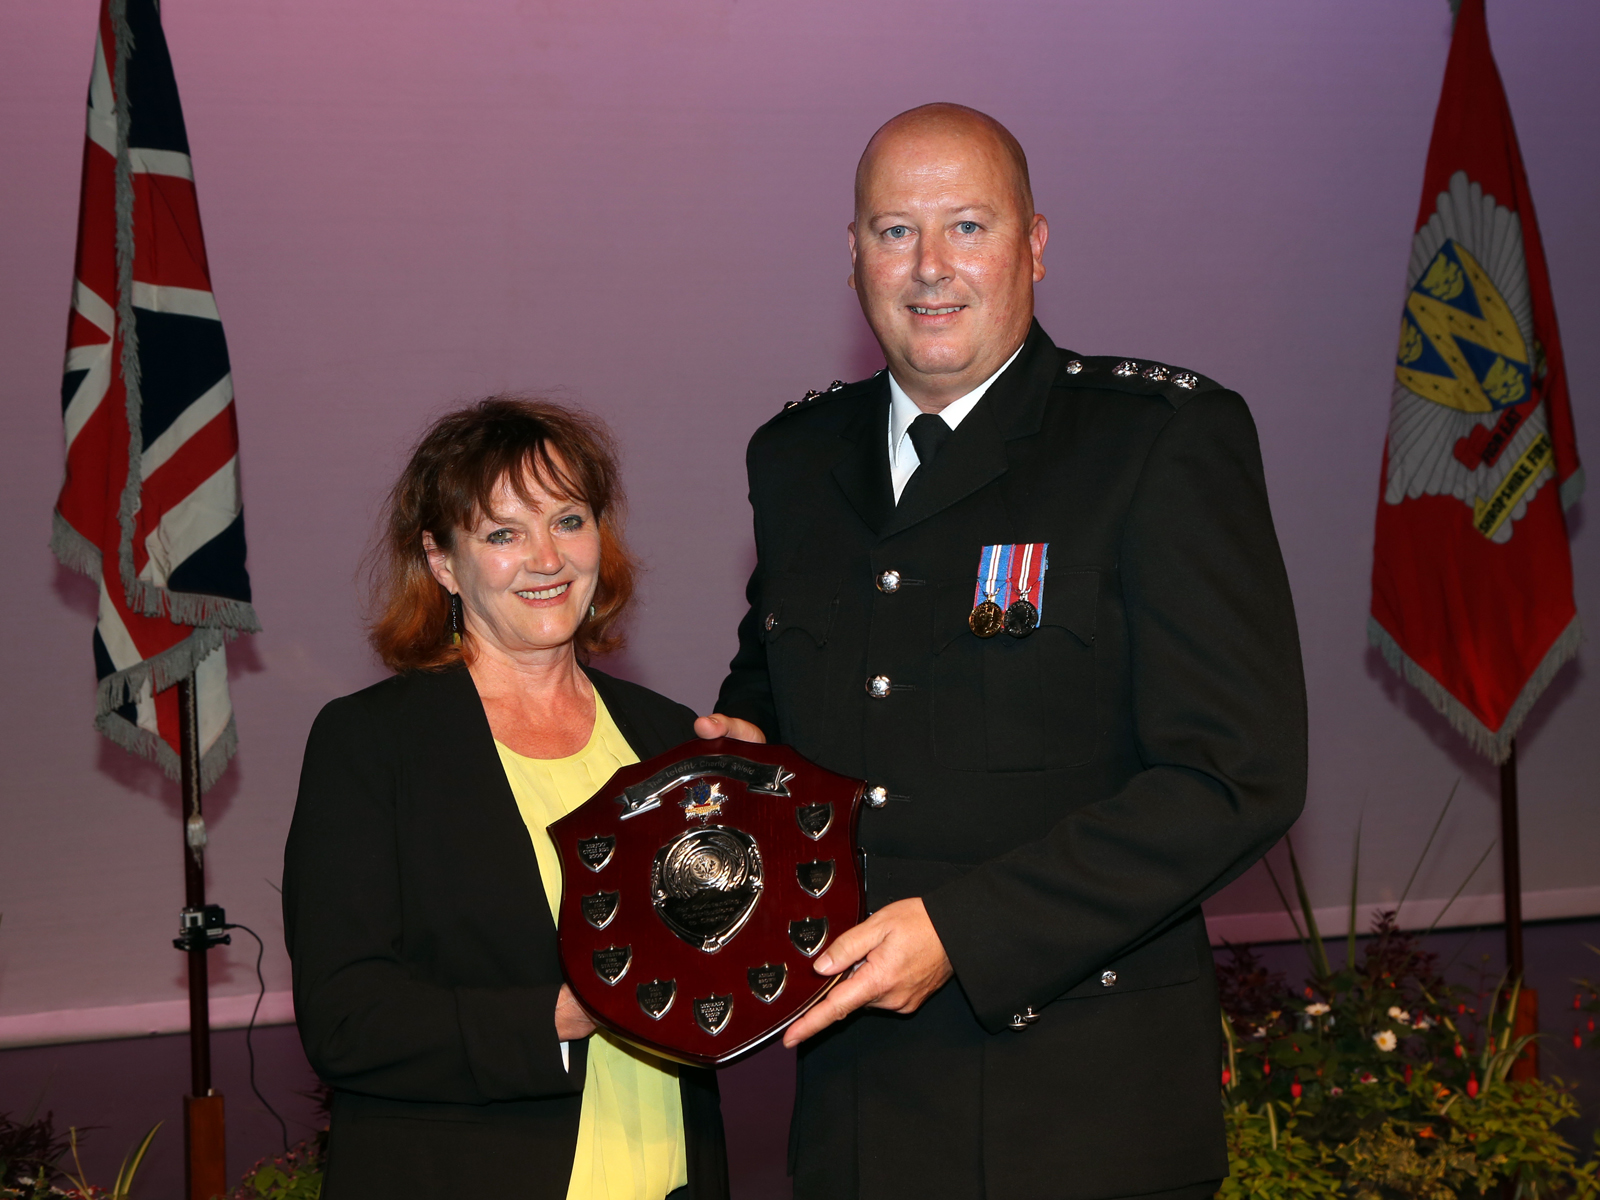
[1005,543,1040,638]
[969,600,1005,638]
[1004,598,1038,637]
[969,544,1006,638]
[971,541,1050,640]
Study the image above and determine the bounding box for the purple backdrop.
[1,0,1597,1190]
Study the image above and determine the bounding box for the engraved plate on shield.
[577,835,616,872]
[796,859,835,898]
[651,826,764,952]
[789,917,829,957]
[795,804,832,840]
[693,994,734,1036]
[637,978,676,1020]
[581,891,620,930]
[592,945,632,985]
[748,963,787,1003]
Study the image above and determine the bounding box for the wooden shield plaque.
[549,738,865,1066]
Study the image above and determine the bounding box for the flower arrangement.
[1216,830,1599,1199]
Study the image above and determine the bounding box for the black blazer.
[283,663,729,1200]
[717,323,1307,1200]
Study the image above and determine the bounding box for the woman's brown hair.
[368,397,638,672]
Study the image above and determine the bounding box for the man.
[695,104,1306,1200]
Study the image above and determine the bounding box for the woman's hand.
[555,983,598,1041]
[694,713,767,743]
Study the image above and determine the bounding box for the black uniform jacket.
[283,663,730,1200]
[716,322,1307,1200]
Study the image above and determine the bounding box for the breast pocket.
[930,569,1098,772]
[761,574,838,752]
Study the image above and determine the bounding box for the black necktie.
[905,413,951,492]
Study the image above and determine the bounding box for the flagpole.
[177,677,228,1200]
[1499,738,1524,982]
[1500,737,1539,1078]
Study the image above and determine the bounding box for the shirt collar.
[887,341,1026,469]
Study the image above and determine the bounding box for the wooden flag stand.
[175,678,228,1200]
[1500,739,1539,1081]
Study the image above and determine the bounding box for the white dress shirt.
[887,343,1025,503]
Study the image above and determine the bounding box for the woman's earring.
[589,604,597,620]
[450,593,462,646]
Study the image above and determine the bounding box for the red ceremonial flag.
[1369,0,1582,763]
[52,0,258,789]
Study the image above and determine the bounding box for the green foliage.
[1217,810,1600,1198]
[229,1135,324,1200]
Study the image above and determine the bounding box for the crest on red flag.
[1370,0,1581,762]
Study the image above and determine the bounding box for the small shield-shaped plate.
[592,945,632,985]
[796,859,834,898]
[795,804,832,840]
[637,978,676,1020]
[748,963,786,1003]
[693,994,734,1036]
[789,917,829,957]
[581,891,620,930]
[577,835,616,872]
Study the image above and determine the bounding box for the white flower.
[1305,1002,1331,1016]
[1414,1017,1431,1031]
[1251,1025,1269,1039]
[1374,1030,1398,1052]
[1388,1006,1410,1022]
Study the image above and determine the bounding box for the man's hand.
[694,713,767,743]
[782,897,953,1048]
[555,983,598,1041]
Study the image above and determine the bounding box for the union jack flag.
[52,0,258,789]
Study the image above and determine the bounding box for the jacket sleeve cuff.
[455,983,583,1100]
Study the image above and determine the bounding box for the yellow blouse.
[495,695,688,1200]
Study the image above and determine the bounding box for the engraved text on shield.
[789,917,828,957]
[694,994,734,1036]
[592,945,632,985]
[795,804,832,840]
[577,835,615,872]
[796,859,834,898]
[652,825,764,952]
[581,891,620,930]
[748,963,787,1003]
[637,978,676,1020]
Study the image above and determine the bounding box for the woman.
[283,398,729,1200]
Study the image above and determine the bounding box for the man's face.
[849,122,1047,409]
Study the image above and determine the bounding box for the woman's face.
[425,461,602,662]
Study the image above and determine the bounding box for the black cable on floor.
[225,921,291,1154]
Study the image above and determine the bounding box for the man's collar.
[887,339,1027,468]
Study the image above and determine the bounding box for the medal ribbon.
[972,543,1050,616]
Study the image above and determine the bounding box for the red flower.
[1467,1073,1479,1098]
[1454,1041,1464,1058]
[1404,1063,1413,1084]
[1222,1067,1231,1086]
[1291,1075,1303,1099]
[1575,1031,1584,1049]
[1263,1060,1271,1075]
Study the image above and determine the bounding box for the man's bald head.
[855,103,1033,222]
[846,102,1048,410]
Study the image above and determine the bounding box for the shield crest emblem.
[550,738,865,1066]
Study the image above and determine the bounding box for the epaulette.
[1056,354,1221,405]
[779,369,886,413]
